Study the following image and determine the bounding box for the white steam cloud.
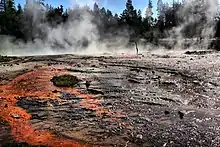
[0,0,131,56]
[0,0,219,56]
[166,0,218,50]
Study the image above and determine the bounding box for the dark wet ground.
[0,52,220,147]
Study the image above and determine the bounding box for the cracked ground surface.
[0,51,220,147]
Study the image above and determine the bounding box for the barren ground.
[0,51,220,147]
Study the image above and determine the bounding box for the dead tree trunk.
[134,41,139,55]
[130,35,139,55]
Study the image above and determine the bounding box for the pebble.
[164,110,170,115]
[11,114,20,119]
[178,111,184,119]
[136,134,143,139]
[52,90,59,93]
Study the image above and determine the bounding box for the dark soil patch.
[51,74,80,87]
[184,50,214,55]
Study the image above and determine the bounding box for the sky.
[14,0,174,16]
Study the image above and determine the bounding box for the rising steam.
[0,0,219,56]
[166,0,218,50]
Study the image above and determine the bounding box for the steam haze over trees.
[0,0,220,52]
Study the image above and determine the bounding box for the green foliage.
[148,0,153,9]
[0,118,7,124]
[17,4,22,14]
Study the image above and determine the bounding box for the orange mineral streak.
[0,66,107,147]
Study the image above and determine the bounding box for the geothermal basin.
[0,51,220,147]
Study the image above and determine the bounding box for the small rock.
[146,80,151,84]
[178,111,184,119]
[85,80,91,89]
[52,90,59,93]
[193,80,200,85]
[11,114,20,119]
[152,76,161,80]
[136,134,143,139]
[91,64,97,67]
[163,143,167,147]
[128,79,140,83]
[161,81,176,86]
[47,63,52,66]
[164,110,170,115]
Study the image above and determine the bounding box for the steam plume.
[0,0,219,56]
